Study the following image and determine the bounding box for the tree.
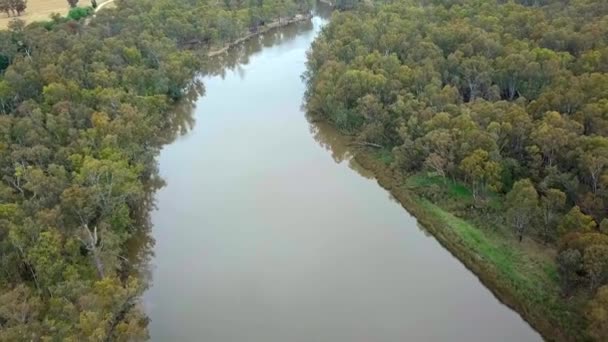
[459,149,502,200]
[601,219,608,235]
[424,152,448,178]
[581,144,608,194]
[586,286,608,341]
[578,192,605,223]
[302,0,608,336]
[0,0,10,17]
[458,56,493,101]
[540,188,566,242]
[557,248,583,295]
[335,0,359,10]
[0,285,42,339]
[531,112,581,167]
[75,277,148,341]
[0,0,313,339]
[67,0,78,8]
[558,206,597,237]
[8,0,26,16]
[422,128,456,177]
[583,245,608,290]
[506,179,539,242]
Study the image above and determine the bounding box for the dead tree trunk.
[348,141,383,148]
[80,225,105,278]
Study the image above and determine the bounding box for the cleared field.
[0,0,99,28]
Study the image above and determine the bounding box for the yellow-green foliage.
[0,0,311,339]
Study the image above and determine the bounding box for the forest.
[0,0,310,339]
[305,0,608,340]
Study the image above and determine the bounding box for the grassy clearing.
[375,148,394,166]
[407,174,472,199]
[0,0,97,28]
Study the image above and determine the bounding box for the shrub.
[67,6,93,20]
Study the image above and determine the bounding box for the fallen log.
[348,141,384,148]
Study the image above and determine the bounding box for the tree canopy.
[305,0,608,339]
[0,0,311,339]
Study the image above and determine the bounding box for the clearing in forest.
[0,0,97,29]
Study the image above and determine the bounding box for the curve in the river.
[143,9,542,342]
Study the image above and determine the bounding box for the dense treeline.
[0,0,310,339]
[305,0,608,339]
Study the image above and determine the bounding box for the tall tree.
[540,188,566,242]
[506,179,539,242]
[558,206,597,237]
[586,286,608,340]
[584,245,608,290]
[557,248,583,295]
[459,149,502,200]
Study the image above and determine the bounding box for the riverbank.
[208,13,313,57]
[146,12,541,339]
[346,148,584,341]
[0,1,323,338]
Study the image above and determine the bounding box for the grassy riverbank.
[352,150,585,341]
[303,0,608,339]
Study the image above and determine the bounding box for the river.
[143,7,542,342]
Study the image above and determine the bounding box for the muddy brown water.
[143,10,542,342]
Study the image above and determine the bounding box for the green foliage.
[375,149,393,166]
[558,206,598,237]
[0,0,310,339]
[559,232,608,255]
[460,149,502,199]
[540,188,566,243]
[67,6,94,21]
[0,54,8,72]
[586,286,608,341]
[505,179,539,241]
[557,249,583,295]
[407,174,472,200]
[584,245,608,290]
[335,0,359,10]
[601,219,608,235]
[305,0,608,337]
[420,198,581,337]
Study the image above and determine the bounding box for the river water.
[143,9,542,342]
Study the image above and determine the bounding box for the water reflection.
[202,19,315,79]
[125,82,203,283]
[124,176,164,283]
[144,3,541,340]
[307,117,376,179]
[201,1,331,78]
[129,0,333,296]
[124,79,204,281]
[157,81,204,145]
